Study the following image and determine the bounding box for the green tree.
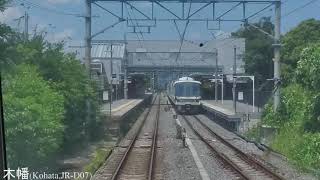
[0,0,9,11]
[281,19,320,84]
[14,36,102,145]
[3,64,64,168]
[232,17,274,84]
[262,43,320,170]
[295,44,320,132]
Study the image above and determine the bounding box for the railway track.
[109,95,160,180]
[182,115,284,180]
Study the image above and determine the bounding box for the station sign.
[238,92,244,101]
[103,91,109,101]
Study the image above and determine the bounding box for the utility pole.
[221,75,224,104]
[110,44,113,105]
[85,0,92,124]
[109,44,113,120]
[273,1,281,111]
[152,72,155,93]
[0,76,7,180]
[24,11,29,41]
[124,34,128,99]
[85,0,92,76]
[233,46,237,113]
[215,50,218,102]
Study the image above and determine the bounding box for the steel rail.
[182,115,250,180]
[148,96,161,180]
[110,95,158,180]
[193,115,285,180]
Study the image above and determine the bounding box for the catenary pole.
[215,50,218,102]
[85,0,92,76]
[233,46,237,113]
[124,34,128,99]
[273,1,281,110]
[24,11,29,41]
[0,76,7,179]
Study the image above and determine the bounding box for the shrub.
[3,64,64,168]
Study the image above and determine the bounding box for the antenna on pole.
[24,11,29,41]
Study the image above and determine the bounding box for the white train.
[167,77,202,114]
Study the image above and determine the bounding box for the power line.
[128,5,145,41]
[125,4,143,47]
[217,0,293,49]
[15,0,83,17]
[282,0,320,18]
[175,2,192,62]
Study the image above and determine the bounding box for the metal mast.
[233,46,237,113]
[85,0,92,76]
[24,11,29,41]
[215,50,218,102]
[273,1,281,110]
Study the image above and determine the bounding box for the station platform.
[101,94,152,136]
[201,100,262,133]
[101,99,145,120]
[101,93,152,120]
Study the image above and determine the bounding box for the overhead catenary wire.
[217,0,295,49]
[282,0,320,18]
[175,2,192,62]
[128,5,145,41]
[125,3,143,47]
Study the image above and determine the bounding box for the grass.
[245,123,320,177]
[82,147,113,179]
[244,124,261,142]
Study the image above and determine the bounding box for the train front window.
[175,83,200,97]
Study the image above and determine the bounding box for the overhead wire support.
[154,1,182,20]
[175,2,192,62]
[93,2,124,20]
[125,3,144,46]
[215,2,242,21]
[125,1,152,20]
[127,4,146,39]
[186,2,211,19]
[91,20,124,39]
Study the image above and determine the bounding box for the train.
[128,73,146,98]
[167,77,202,114]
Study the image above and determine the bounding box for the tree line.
[1,1,103,170]
[233,18,320,170]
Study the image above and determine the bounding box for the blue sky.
[1,0,319,53]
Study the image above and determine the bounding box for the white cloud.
[0,7,23,23]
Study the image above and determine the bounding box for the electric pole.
[273,1,281,111]
[215,50,218,102]
[24,11,29,41]
[85,0,92,123]
[124,34,128,99]
[0,76,7,179]
[233,46,237,113]
[85,0,92,76]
